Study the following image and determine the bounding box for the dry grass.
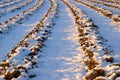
[4,70,21,80]
[84,59,99,70]
[84,68,105,80]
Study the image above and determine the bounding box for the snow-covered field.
[0,0,120,80]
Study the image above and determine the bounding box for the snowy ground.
[0,0,49,60]
[0,0,120,80]
[71,0,120,62]
[29,1,85,80]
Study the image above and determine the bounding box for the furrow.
[74,0,120,25]
[0,0,58,79]
[61,0,116,79]
[0,0,43,34]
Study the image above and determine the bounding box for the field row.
[75,0,120,25]
[0,0,58,79]
[0,0,120,79]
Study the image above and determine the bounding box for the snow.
[85,0,120,14]
[0,0,50,60]
[0,0,34,23]
[70,0,120,79]
[0,0,120,79]
[29,0,85,80]
[0,0,21,8]
[72,0,120,61]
